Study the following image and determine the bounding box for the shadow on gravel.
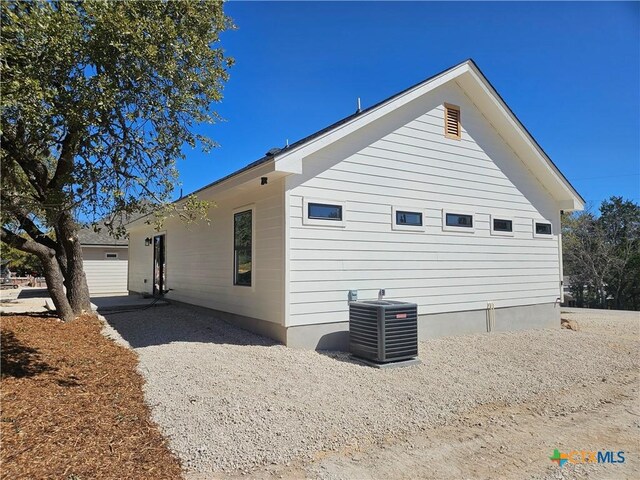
[103,304,280,349]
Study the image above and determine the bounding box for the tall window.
[234,210,252,286]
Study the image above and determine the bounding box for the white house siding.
[81,246,128,295]
[286,82,562,327]
[127,178,285,325]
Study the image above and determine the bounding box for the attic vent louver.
[265,147,281,156]
[444,103,461,140]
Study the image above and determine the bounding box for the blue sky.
[178,1,640,208]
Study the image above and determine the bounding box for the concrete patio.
[0,287,167,315]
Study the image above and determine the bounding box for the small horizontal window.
[396,211,423,226]
[105,252,118,259]
[535,222,552,235]
[308,203,342,221]
[493,218,512,232]
[490,215,515,237]
[446,213,473,228]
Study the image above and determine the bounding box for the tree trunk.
[56,212,92,314]
[0,228,75,322]
[39,252,75,322]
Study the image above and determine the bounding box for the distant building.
[77,223,128,295]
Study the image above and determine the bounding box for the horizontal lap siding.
[128,179,284,324]
[286,82,561,327]
[83,260,128,295]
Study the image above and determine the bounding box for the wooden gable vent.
[444,103,461,140]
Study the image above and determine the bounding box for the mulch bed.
[1,313,182,480]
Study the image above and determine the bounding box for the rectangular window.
[535,222,552,236]
[446,213,473,228]
[444,103,461,140]
[396,210,423,226]
[308,202,342,221]
[105,252,119,259]
[234,210,252,286]
[490,215,514,237]
[493,219,512,232]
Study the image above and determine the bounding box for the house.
[126,59,584,349]
[78,223,129,296]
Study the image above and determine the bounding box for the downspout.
[558,211,564,304]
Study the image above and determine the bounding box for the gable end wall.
[285,82,562,328]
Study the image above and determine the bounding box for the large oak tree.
[1,0,233,321]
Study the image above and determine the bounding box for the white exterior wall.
[286,82,562,327]
[81,246,128,295]
[127,178,285,325]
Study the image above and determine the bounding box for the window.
[302,198,346,227]
[105,252,119,259]
[490,215,514,237]
[308,203,342,221]
[234,210,252,286]
[396,211,422,226]
[392,206,425,231]
[444,103,461,140]
[442,210,475,232]
[533,220,553,238]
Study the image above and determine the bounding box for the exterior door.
[153,234,166,296]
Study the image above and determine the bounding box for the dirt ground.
[0,314,181,480]
[262,370,638,480]
[213,308,640,480]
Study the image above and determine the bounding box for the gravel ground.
[102,306,639,476]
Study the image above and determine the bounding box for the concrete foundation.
[153,295,560,351]
[165,298,288,345]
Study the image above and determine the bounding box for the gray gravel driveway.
[102,305,639,477]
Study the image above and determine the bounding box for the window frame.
[533,220,553,238]
[490,215,515,237]
[104,252,119,259]
[391,206,426,231]
[302,198,346,227]
[233,205,256,288]
[442,209,475,233]
[444,103,462,140]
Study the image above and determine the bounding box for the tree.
[1,1,233,321]
[1,240,45,277]
[562,209,610,308]
[599,197,640,309]
[562,196,640,310]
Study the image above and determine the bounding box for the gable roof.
[77,221,128,246]
[78,222,129,246]
[130,59,584,227]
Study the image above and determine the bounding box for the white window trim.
[302,197,346,227]
[490,215,515,237]
[533,219,553,238]
[232,204,256,290]
[392,206,426,232]
[442,209,475,233]
[104,252,119,259]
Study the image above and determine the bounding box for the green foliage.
[563,196,640,310]
[1,241,44,276]
[1,0,233,227]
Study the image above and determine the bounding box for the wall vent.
[444,103,461,140]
